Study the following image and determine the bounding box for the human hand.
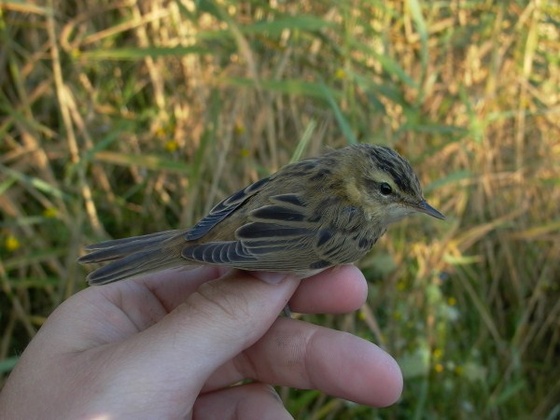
[0,265,402,419]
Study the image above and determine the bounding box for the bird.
[79,144,445,285]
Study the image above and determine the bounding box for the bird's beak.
[416,200,446,220]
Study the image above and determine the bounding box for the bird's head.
[337,144,445,225]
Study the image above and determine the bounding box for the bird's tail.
[79,230,187,285]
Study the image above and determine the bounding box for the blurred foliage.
[1,0,559,418]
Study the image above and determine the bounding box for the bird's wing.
[185,175,272,241]
[181,193,329,270]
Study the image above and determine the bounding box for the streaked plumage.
[79,144,444,285]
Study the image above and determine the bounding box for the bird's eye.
[379,182,393,196]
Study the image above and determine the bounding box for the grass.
[1,0,559,418]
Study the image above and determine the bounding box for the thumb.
[97,270,300,414]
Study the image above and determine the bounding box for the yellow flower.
[164,140,179,153]
[43,207,58,218]
[432,348,443,361]
[5,234,21,252]
[358,310,366,321]
[234,123,246,135]
[335,68,346,79]
[239,148,251,158]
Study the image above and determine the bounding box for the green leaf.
[80,46,207,61]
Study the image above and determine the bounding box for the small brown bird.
[79,144,444,285]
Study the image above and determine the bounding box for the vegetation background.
[1,0,559,418]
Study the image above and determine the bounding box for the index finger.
[138,265,367,315]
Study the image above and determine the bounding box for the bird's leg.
[282,305,292,318]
